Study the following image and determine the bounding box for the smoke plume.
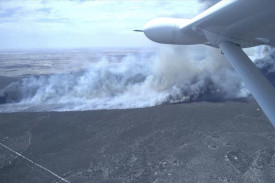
[0,46,250,112]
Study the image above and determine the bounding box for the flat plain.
[0,99,274,183]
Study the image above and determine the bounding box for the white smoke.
[0,45,250,112]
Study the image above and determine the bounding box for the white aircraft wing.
[186,0,275,48]
[141,0,275,127]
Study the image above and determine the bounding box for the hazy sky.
[0,0,206,50]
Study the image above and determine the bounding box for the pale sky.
[0,0,205,50]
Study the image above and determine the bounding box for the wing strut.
[219,42,275,127]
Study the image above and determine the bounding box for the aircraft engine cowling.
[144,18,205,45]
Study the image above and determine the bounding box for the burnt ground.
[0,99,275,183]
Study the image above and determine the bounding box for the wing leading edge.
[185,0,275,48]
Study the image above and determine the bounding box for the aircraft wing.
[142,0,275,127]
[185,0,275,47]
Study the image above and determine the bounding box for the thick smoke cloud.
[1,45,274,112]
[0,46,250,112]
